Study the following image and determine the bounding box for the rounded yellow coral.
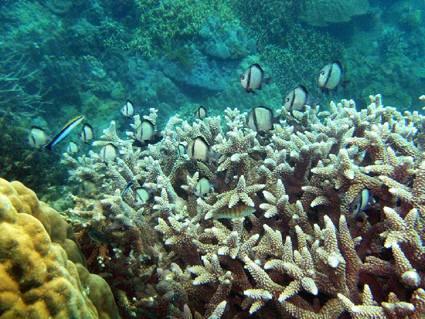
[0,178,119,319]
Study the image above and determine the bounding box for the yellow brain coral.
[0,178,119,319]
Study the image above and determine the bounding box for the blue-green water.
[1,1,425,318]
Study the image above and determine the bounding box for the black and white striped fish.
[188,136,210,162]
[240,64,271,93]
[80,123,94,143]
[318,61,344,92]
[133,119,162,147]
[100,143,118,162]
[247,106,274,132]
[195,106,207,120]
[121,100,135,117]
[66,141,79,154]
[350,189,374,218]
[28,126,48,148]
[284,85,309,111]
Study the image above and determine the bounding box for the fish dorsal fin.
[31,125,45,132]
[142,118,155,128]
[84,123,93,130]
[296,84,308,95]
[251,63,263,73]
[63,115,84,129]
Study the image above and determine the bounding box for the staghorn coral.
[64,94,425,318]
[0,178,119,319]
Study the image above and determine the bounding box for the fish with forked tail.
[206,204,256,219]
[45,115,85,150]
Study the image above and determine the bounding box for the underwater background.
[1,0,425,318]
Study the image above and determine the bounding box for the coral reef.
[0,178,119,319]
[199,17,256,60]
[261,25,343,94]
[233,0,300,44]
[131,0,236,58]
[64,94,425,318]
[0,115,70,204]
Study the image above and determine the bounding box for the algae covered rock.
[301,0,370,26]
[0,179,120,319]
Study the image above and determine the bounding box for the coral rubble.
[64,94,425,318]
[0,178,119,319]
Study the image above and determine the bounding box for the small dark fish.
[100,143,118,162]
[188,136,209,162]
[240,63,270,93]
[28,126,47,148]
[66,141,79,154]
[121,181,134,198]
[247,106,274,132]
[284,85,309,111]
[318,61,343,91]
[350,189,372,218]
[121,100,135,117]
[80,123,94,143]
[45,115,85,150]
[195,106,207,120]
[88,228,110,244]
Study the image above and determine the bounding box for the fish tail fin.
[320,88,329,96]
[44,142,53,151]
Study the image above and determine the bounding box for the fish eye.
[286,98,290,102]
[320,71,325,75]
[240,74,245,80]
